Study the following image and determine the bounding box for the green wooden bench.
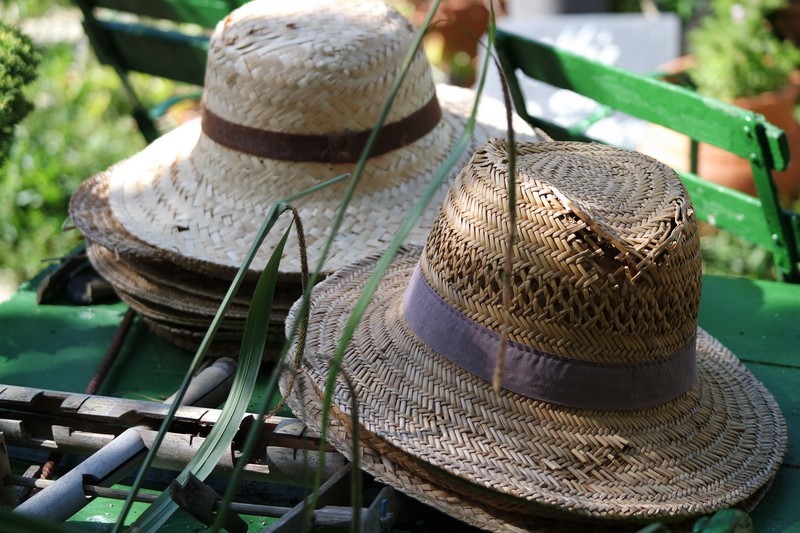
[72,0,247,142]
[494,28,800,531]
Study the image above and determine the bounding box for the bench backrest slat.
[81,0,239,28]
[73,0,247,141]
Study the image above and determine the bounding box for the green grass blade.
[131,221,294,531]
[114,173,347,531]
[290,1,445,529]
[113,203,286,532]
[305,2,503,529]
[211,207,310,531]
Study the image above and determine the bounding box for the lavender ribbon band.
[401,265,697,410]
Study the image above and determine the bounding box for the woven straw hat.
[283,140,786,529]
[86,241,287,357]
[69,0,543,279]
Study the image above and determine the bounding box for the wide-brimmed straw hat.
[283,140,786,530]
[69,0,543,279]
[86,241,287,356]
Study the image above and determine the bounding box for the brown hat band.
[401,265,697,410]
[200,95,442,163]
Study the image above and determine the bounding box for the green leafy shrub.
[0,21,40,168]
[0,41,150,284]
[688,0,800,100]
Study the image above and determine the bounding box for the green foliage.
[688,0,800,100]
[700,224,775,279]
[0,0,785,293]
[0,41,151,285]
[1,0,70,19]
[613,0,708,19]
[0,21,40,168]
[655,0,708,19]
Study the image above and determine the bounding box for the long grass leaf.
[303,4,509,532]
[285,2,446,530]
[211,207,309,531]
[483,1,518,394]
[114,173,347,531]
[131,220,294,531]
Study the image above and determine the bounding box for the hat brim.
[282,245,786,526]
[70,85,545,278]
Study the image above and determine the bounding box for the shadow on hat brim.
[281,245,786,528]
[86,240,300,317]
[86,241,291,359]
[145,317,284,360]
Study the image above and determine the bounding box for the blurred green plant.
[699,223,776,279]
[0,36,178,286]
[0,0,69,19]
[0,21,40,169]
[688,0,800,100]
[612,0,709,19]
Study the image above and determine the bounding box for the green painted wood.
[0,282,181,399]
[679,172,773,250]
[0,273,797,529]
[698,275,800,528]
[744,361,800,465]
[699,275,800,368]
[748,466,800,533]
[0,280,280,412]
[72,0,241,142]
[751,127,800,283]
[87,0,245,28]
[100,22,210,86]
[68,493,278,530]
[494,31,788,163]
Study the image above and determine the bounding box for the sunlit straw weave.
[69,0,544,280]
[283,140,786,529]
[68,0,544,359]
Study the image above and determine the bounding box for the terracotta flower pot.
[637,60,800,203]
[409,0,505,85]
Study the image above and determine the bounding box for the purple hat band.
[401,264,697,410]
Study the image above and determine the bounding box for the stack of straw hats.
[68,0,543,356]
[283,139,787,530]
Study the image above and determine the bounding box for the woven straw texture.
[86,241,299,316]
[421,141,700,364]
[87,241,289,358]
[283,140,786,527]
[68,0,544,280]
[285,356,774,533]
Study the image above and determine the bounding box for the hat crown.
[203,0,434,135]
[419,140,702,366]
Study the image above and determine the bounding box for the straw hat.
[69,0,543,280]
[86,241,287,357]
[282,140,786,530]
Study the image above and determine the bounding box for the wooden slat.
[699,275,800,369]
[495,29,799,279]
[87,0,245,28]
[93,22,209,85]
[679,172,773,251]
[743,362,800,465]
[748,466,800,531]
[495,30,789,165]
